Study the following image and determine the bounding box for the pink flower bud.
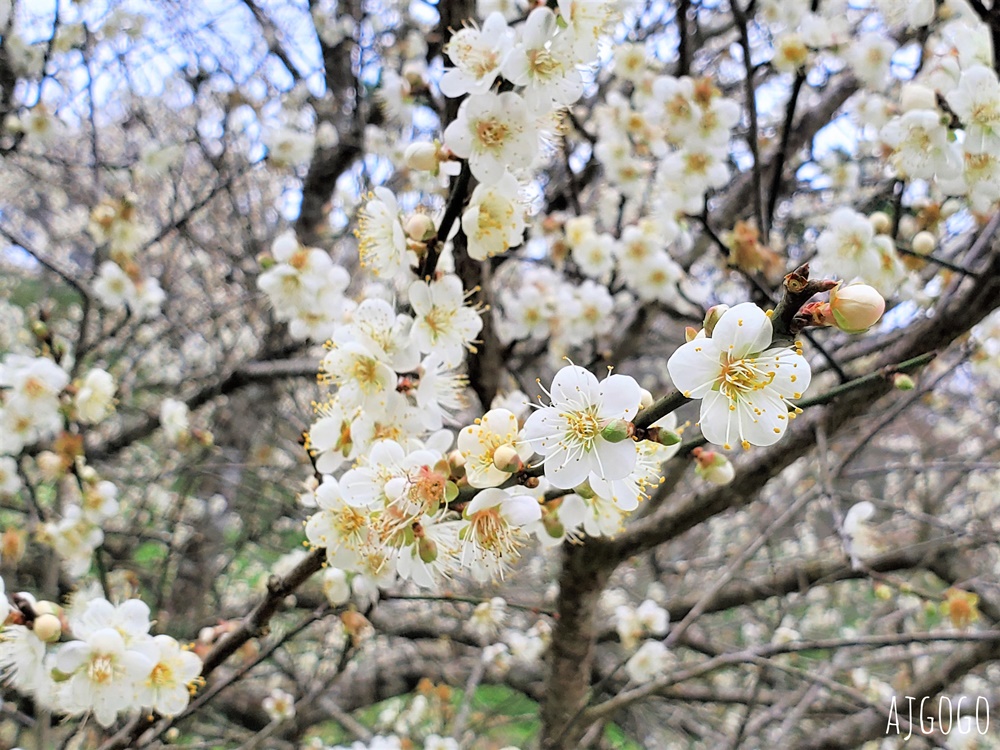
[693,449,734,485]
[830,283,885,333]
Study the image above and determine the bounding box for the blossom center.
[718,356,774,401]
[149,662,174,687]
[475,118,510,151]
[468,507,516,556]
[88,654,115,684]
[563,408,601,445]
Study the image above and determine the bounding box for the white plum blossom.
[848,32,897,90]
[440,13,515,97]
[320,342,398,416]
[879,110,962,181]
[0,456,22,496]
[55,627,156,727]
[443,92,538,185]
[321,567,352,605]
[135,635,203,716]
[502,8,583,114]
[667,303,811,450]
[462,171,526,260]
[264,127,314,168]
[356,188,408,278]
[946,65,1000,155]
[75,368,116,423]
[263,687,297,721]
[842,501,879,569]
[0,622,54,701]
[459,488,541,581]
[523,364,642,489]
[160,398,190,444]
[305,475,372,570]
[335,298,421,373]
[458,408,532,488]
[625,639,670,683]
[408,275,484,366]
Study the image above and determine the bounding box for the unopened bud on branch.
[829,283,885,333]
[33,613,62,643]
[911,231,936,255]
[600,418,633,443]
[404,213,436,242]
[492,443,523,473]
[404,142,439,172]
[693,447,735,485]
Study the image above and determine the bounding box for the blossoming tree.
[1,0,1000,747]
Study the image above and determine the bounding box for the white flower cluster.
[304,362,681,586]
[0,354,69,455]
[0,586,202,728]
[257,230,354,341]
[494,263,618,357]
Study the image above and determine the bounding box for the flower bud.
[639,388,654,410]
[404,213,436,242]
[33,600,61,617]
[911,231,936,255]
[874,583,893,600]
[703,304,729,337]
[900,82,937,113]
[600,418,633,443]
[492,443,523,473]
[829,283,885,333]
[693,448,735,485]
[418,535,438,564]
[893,373,915,391]
[869,211,892,235]
[897,214,918,241]
[684,326,700,342]
[655,428,682,446]
[542,511,565,539]
[257,253,275,270]
[404,142,439,172]
[33,613,62,642]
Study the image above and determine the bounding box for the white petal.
[667,340,723,397]
[545,444,592,489]
[549,365,600,407]
[712,302,772,358]
[592,438,638,481]
[598,374,642,420]
[502,495,542,526]
[699,390,739,448]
